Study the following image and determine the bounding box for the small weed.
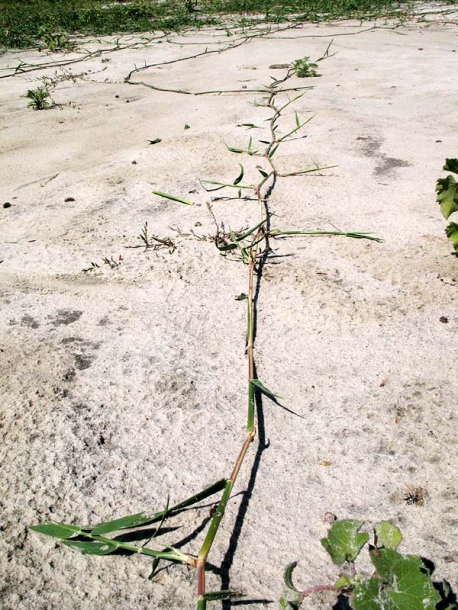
[280,519,456,610]
[38,27,75,52]
[82,256,122,273]
[293,56,319,78]
[436,158,458,253]
[126,222,176,253]
[25,87,52,110]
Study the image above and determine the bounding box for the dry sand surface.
[1,8,458,609]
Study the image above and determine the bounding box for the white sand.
[1,9,458,609]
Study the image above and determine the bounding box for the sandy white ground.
[1,8,458,609]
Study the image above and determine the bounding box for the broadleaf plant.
[280,519,454,610]
[436,158,458,251]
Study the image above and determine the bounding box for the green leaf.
[149,557,161,580]
[436,174,458,219]
[369,549,441,609]
[268,143,279,158]
[279,562,303,610]
[353,578,383,610]
[233,164,244,185]
[147,138,161,144]
[249,379,282,401]
[445,222,458,251]
[258,168,269,178]
[152,191,193,205]
[226,145,244,154]
[63,539,118,555]
[235,293,248,301]
[321,520,369,564]
[92,513,149,535]
[444,158,458,174]
[334,575,352,589]
[30,523,81,539]
[184,124,190,130]
[374,521,402,551]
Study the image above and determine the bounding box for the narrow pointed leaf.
[226,145,244,154]
[152,191,193,205]
[93,513,152,535]
[149,557,161,580]
[258,168,269,178]
[30,523,82,539]
[63,539,118,555]
[268,143,279,158]
[250,379,282,401]
[233,164,244,185]
[295,111,300,128]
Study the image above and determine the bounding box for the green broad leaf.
[374,521,402,551]
[92,513,149,535]
[233,164,244,185]
[321,520,369,564]
[353,578,383,610]
[203,590,244,601]
[249,379,282,401]
[152,191,193,205]
[334,575,352,589]
[235,293,248,301]
[30,523,82,539]
[444,158,458,174]
[279,562,303,610]
[370,549,441,610]
[436,174,458,219]
[63,539,118,555]
[445,222,458,251]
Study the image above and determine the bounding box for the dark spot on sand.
[21,315,40,329]
[3,202,12,208]
[49,309,82,326]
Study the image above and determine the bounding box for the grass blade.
[233,164,244,185]
[250,379,283,401]
[152,191,194,205]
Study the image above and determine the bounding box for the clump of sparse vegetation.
[25,86,52,110]
[293,56,319,77]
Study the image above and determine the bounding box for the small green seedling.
[293,56,318,78]
[25,87,52,110]
[280,519,456,610]
[436,158,458,252]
